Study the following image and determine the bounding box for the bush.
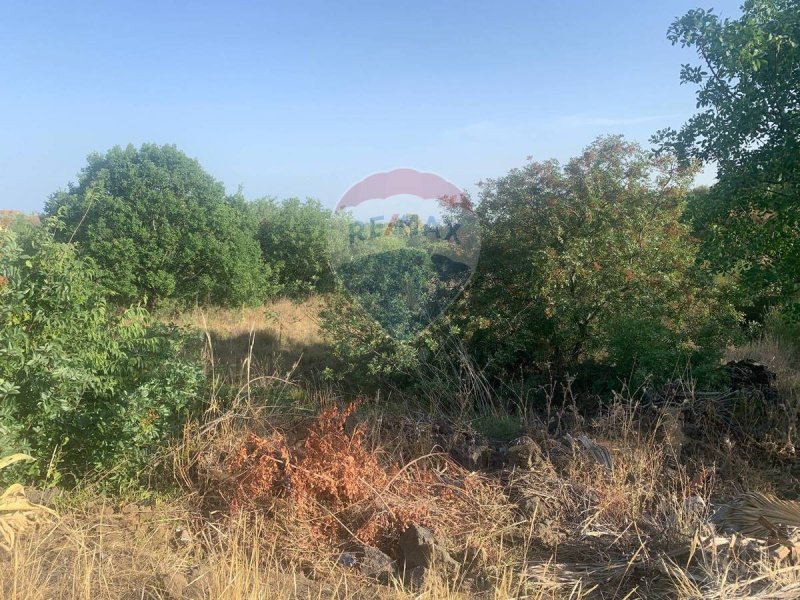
[0,223,205,487]
[45,144,273,308]
[319,290,426,389]
[321,136,740,395]
[455,136,739,387]
[254,197,334,297]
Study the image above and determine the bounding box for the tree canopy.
[459,136,739,384]
[45,144,272,308]
[321,137,740,390]
[654,0,800,318]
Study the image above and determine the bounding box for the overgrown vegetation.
[0,222,204,487]
[322,137,741,393]
[252,197,336,298]
[1,1,799,598]
[654,0,800,322]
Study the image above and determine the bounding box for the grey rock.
[358,545,396,584]
[453,443,492,470]
[399,523,459,572]
[404,565,428,591]
[507,437,541,469]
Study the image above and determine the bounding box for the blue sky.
[1,0,744,213]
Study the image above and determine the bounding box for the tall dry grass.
[173,298,331,382]
[4,303,800,599]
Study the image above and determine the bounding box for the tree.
[320,137,739,392]
[254,197,334,297]
[459,136,738,386]
[654,0,800,318]
[45,144,272,308]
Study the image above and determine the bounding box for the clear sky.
[1,0,744,213]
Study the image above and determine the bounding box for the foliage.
[222,402,497,554]
[319,290,425,388]
[322,137,739,393]
[336,248,440,340]
[654,0,800,319]
[0,224,204,487]
[45,144,272,308]
[253,197,334,297]
[327,200,479,342]
[461,136,738,385]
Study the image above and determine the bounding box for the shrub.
[319,290,426,389]
[225,403,418,547]
[222,402,500,554]
[321,136,740,395]
[45,144,272,308]
[254,197,334,297]
[458,136,739,387]
[0,223,205,487]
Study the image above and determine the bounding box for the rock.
[404,565,429,591]
[452,443,492,471]
[726,359,776,390]
[121,503,139,515]
[358,545,396,584]
[399,523,459,572]
[26,487,63,506]
[162,572,189,599]
[770,544,792,562]
[507,437,541,469]
[338,552,357,568]
[173,526,192,548]
[517,496,541,518]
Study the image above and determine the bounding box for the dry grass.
[7,402,800,600]
[172,298,332,380]
[4,307,800,599]
[1,505,533,600]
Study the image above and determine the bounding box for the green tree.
[45,144,272,308]
[654,0,800,318]
[459,136,738,386]
[322,138,738,392]
[254,197,334,297]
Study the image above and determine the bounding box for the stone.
[338,552,357,567]
[173,526,192,548]
[453,443,491,471]
[518,496,541,518]
[399,523,459,572]
[25,487,63,506]
[404,565,428,591]
[770,544,792,562]
[507,437,541,469]
[358,545,396,584]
